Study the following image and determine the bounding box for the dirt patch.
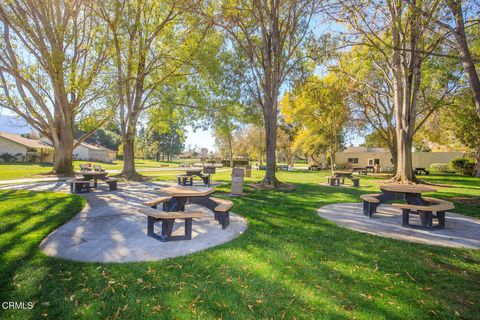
[248,182,296,191]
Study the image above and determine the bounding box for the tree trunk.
[329,150,336,175]
[447,1,480,118]
[475,142,480,177]
[386,134,398,172]
[393,129,415,182]
[228,135,234,168]
[121,125,141,180]
[388,0,422,184]
[262,101,279,186]
[52,112,75,175]
[53,130,74,175]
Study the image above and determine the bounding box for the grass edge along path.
[0,171,479,319]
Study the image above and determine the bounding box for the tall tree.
[334,0,444,183]
[98,0,212,179]
[203,0,320,186]
[0,0,110,174]
[337,45,460,172]
[283,75,350,174]
[404,0,480,119]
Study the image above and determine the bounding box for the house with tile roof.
[0,132,54,162]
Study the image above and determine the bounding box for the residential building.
[0,132,54,162]
[336,146,464,171]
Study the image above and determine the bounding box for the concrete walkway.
[318,203,480,249]
[0,168,232,185]
[1,181,247,262]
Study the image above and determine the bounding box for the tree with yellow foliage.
[282,75,351,173]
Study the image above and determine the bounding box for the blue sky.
[185,126,365,152]
[184,125,216,151]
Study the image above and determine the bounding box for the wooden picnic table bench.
[353,168,368,175]
[414,168,430,175]
[360,185,453,229]
[139,208,206,241]
[177,174,194,186]
[328,176,341,186]
[80,171,109,188]
[103,177,119,191]
[67,179,91,193]
[79,164,92,171]
[393,197,454,229]
[360,194,381,217]
[143,196,172,209]
[141,186,233,241]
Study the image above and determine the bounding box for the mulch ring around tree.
[249,182,296,191]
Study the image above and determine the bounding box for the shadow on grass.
[0,174,479,319]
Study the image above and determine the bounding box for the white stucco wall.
[336,152,393,170]
[89,150,107,162]
[336,151,465,170]
[73,145,91,160]
[0,137,27,160]
[412,152,464,168]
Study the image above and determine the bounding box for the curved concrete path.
[1,181,247,262]
[318,203,480,249]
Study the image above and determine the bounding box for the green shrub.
[0,153,17,162]
[429,163,451,173]
[450,157,476,176]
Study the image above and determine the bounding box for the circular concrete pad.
[317,203,480,249]
[2,181,248,262]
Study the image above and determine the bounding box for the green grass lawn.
[0,172,479,319]
[0,160,180,180]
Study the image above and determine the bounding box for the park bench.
[79,164,91,172]
[143,196,172,209]
[177,175,193,186]
[67,179,91,193]
[258,165,266,170]
[103,177,119,191]
[392,197,454,229]
[200,174,210,186]
[328,176,341,186]
[139,208,206,241]
[354,168,368,175]
[93,165,105,172]
[277,165,289,171]
[414,168,430,175]
[210,197,233,229]
[308,165,320,171]
[360,194,381,217]
[349,177,360,187]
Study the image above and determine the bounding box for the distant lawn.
[0,160,181,181]
[1,172,479,319]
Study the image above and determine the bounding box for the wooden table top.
[185,168,203,172]
[81,171,108,176]
[157,186,215,197]
[334,171,354,174]
[380,184,437,193]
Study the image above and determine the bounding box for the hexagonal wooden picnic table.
[157,185,215,212]
[80,171,109,188]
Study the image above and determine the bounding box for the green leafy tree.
[201,0,321,186]
[283,75,351,173]
[98,0,217,179]
[0,0,111,174]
